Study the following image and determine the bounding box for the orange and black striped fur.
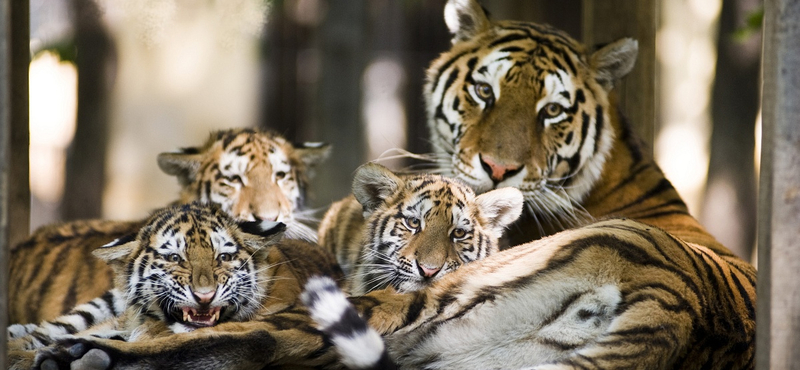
[10,202,345,370]
[318,163,523,295]
[8,128,330,325]
[313,0,755,368]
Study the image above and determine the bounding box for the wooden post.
[1,0,30,365]
[313,0,367,207]
[757,0,800,369]
[582,0,657,150]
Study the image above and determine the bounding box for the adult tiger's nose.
[480,154,523,183]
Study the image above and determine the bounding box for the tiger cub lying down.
[9,128,330,325]
[9,202,344,370]
[318,162,524,295]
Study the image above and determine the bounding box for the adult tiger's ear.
[92,233,138,274]
[444,0,491,44]
[475,187,524,235]
[239,220,287,250]
[590,38,639,91]
[295,142,332,168]
[157,147,204,186]
[352,162,403,217]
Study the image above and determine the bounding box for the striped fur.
[11,202,346,370]
[8,128,330,325]
[302,277,396,370]
[337,0,752,368]
[351,218,756,369]
[318,163,523,295]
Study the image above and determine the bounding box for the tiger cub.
[10,202,344,370]
[8,128,330,325]
[318,162,523,295]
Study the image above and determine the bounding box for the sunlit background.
[28,0,762,261]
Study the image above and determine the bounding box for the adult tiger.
[318,162,523,295]
[309,0,756,368]
[9,202,344,370]
[8,128,330,325]
[425,0,737,263]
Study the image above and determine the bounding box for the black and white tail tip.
[301,277,397,370]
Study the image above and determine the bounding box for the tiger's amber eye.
[218,253,232,262]
[474,83,494,101]
[542,103,563,118]
[168,253,181,263]
[406,216,421,229]
[452,228,466,239]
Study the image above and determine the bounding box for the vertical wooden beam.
[757,0,800,368]
[314,0,367,206]
[1,0,30,365]
[582,0,657,150]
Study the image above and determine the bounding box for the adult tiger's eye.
[168,253,181,263]
[542,103,563,118]
[452,228,466,239]
[406,216,421,230]
[474,83,494,101]
[275,171,286,180]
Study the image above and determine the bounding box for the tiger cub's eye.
[452,228,467,239]
[218,253,232,262]
[474,83,494,102]
[405,216,421,230]
[542,103,564,118]
[168,253,182,263]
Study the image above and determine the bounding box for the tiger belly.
[386,271,622,368]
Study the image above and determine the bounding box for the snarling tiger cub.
[318,162,523,295]
[8,128,330,325]
[10,202,344,370]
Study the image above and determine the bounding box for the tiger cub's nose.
[479,154,523,183]
[417,263,441,278]
[193,290,216,304]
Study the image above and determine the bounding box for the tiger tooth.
[183,311,188,322]
[214,310,219,321]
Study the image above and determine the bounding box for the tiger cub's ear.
[239,220,286,251]
[93,234,139,273]
[590,38,639,91]
[474,187,524,234]
[157,148,204,186]
[352,163,403,217]
[444,0,491,44]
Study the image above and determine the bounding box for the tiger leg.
[32,312,337,370]
[8,289,125,352]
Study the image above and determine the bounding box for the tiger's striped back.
[8,128,330,325]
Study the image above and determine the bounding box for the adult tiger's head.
[157,128,330,241]
[426,0,637,228]
[93,202,285,334]
[350,163,523,295]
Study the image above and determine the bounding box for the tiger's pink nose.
[193,290,216,304]
[417,263,441,278]
[479,154,523,182]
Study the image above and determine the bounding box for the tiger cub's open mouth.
[180,306,222,327]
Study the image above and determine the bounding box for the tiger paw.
[33,339,112,370]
